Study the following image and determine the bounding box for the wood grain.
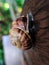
[21,0,49,65]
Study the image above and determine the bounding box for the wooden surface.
[21,0,49,65]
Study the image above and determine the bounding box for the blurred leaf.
[3,3,9,11]
[16,0,25,7]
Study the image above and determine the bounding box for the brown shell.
[10,28,32,50]
[9,16,32,50]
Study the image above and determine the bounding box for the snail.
[9,16,33,50]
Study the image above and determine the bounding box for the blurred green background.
[0,0,25,65]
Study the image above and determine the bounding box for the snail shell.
[9,16,32,50]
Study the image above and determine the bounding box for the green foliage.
[0,0,25,65]
[15,0,25,7]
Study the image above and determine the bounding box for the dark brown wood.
[21,0,49,65]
